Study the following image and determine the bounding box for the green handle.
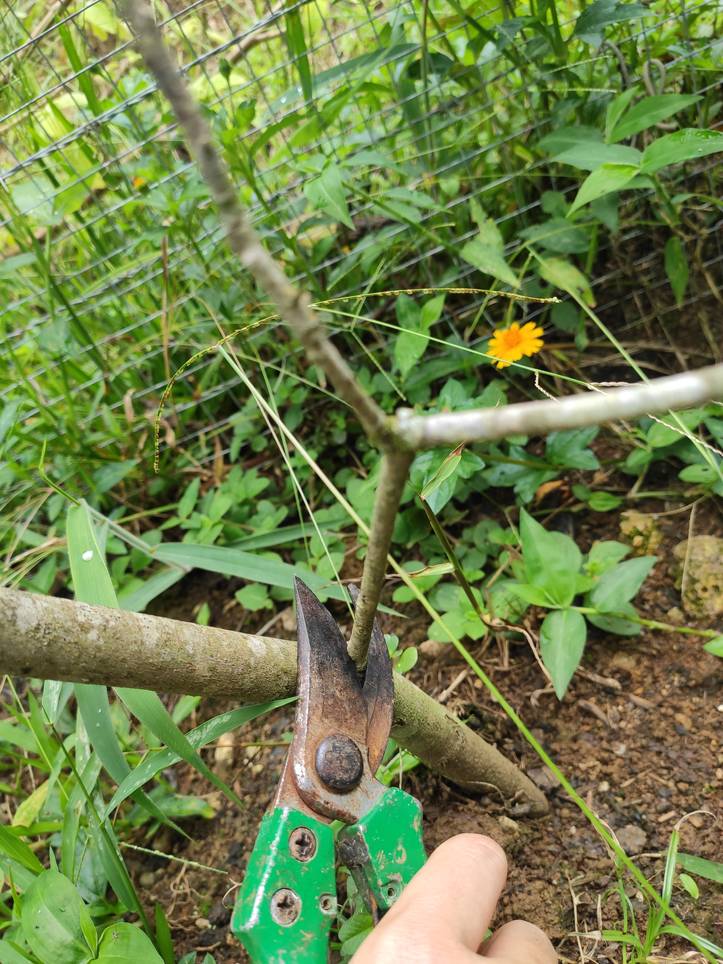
[338,787,426,915]
[231,807,336,964]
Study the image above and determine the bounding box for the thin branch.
[347,450,413,666]
[0,588,547,814]
[120,0,393,447]
[396,364,723,449]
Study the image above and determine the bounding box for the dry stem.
[0,588,547,814]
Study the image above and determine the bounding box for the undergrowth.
[1,0,722,961]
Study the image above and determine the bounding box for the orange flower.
[488,321,545,369]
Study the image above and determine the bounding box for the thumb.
[376,833,508,951]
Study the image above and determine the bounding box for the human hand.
[352,834,557,963]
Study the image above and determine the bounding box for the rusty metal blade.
[349,586,393,774]
[291,578,383,822]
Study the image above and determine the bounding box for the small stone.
[665,607,685,625]
[612,742,627,757]
[195,918,211,930]
[688,814,704,829]
[497,815,519,834]
[609,652,636,673]
[674,712,692,731]
[616,824,647,853]
[672,535,723,618]
[419,640,447,660]
[598,780,610,793]
[139,872,155,889]
[619,511,662,556]
[528,766,557,791]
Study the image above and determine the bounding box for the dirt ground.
[131,491,723,963]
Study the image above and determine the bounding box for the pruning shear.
[231,577,426,963]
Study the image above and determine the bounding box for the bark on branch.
[396,364,723,449]
[0,589,547,815]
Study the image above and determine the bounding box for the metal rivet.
[315,734,364,792]
[289,826,317,862]
[319,894,336,915]
[270,888,301,926]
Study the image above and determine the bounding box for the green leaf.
[104,700,290,816]
[646,409,706,447]
[12,781,48,828]
[67,501,116,608]
[153,542,346,601]
[546,427,599,470]
[588,492,623,511]
[460,238,518,287]
[96,923,163,962]
[554,142,641,172]
[519,219,590,254]
[568,163,640,215]
[507,583,554,607]
[21,870,95,964]
[609,94,701,143]
[664,236,689,307]
[177,477,201,519]
[0,825,44,874]
[520,510,582,606]
[677,873,699,900]
[304,164,353,228]
[703,636,723,658]
[235,583,272,611]
[420,446,462,503]
[677,853,723,884]
[538,257,595,306]
[572,0,648,46]
[641,129,723,175]
[393,294,429,379]
[588,604,641,636]
[588,556,656,612]
[605,87,639,142]
[540,609,587,699]
[115,688,243,811]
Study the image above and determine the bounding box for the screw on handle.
[231,807,336,963]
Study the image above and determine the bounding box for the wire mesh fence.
[1,0,721,573]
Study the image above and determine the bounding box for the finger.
[483,919,558,963]
[382,833,508,952]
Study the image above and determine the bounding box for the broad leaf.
[96,923,163,962]
[703,636,723,658]
[540,609,587,699]
[0,825,43,874]
[460,238,517,287]
[304,164,353,228]
[538,257,595,306]
[554,142,640,172]
[21,871,95,964]
[520,510,582,606]
[573,0,648,46]
[676,853,723,884]
[664,236,689,307]
[640,129,723,175]
[588,556,656,612]
[568,163,640,214]
[609,94,700,143]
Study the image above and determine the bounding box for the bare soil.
[132,493,722,963]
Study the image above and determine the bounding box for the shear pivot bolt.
[315,735,363,792]
[270,888,301,926]
[289,826,317,861]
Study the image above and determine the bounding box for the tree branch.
[348,450,413,666]
[0,589,547,814]
[395,364,723,449]
[120,0,393,448]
